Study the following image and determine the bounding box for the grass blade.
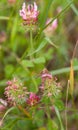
[54,106,64,130]
[39,0,54,28]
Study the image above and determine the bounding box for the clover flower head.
[57,6,62,13]
[41,68,52,79]
[40,69,61,98]
[19,2,39,25]
[46,19,58,30]
[39,69,52,92]
[44,18,58,37]
[51,19,58,30]
[5,78,28,105]
[27,92,40,106]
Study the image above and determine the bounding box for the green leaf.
[1,118,18,130]
[54,100,64,111]
[28,37,56,57]
[73,58,78,66]
[34,110,44,127]
[45,37,58,48]
[21,60,34,68]
[44,48,53,60]
[47,119,58,130]
[4,64,14,78]
[11,16,18,43]
[41,96,50,105]
[34,57,45,64]
[27,38,47,57]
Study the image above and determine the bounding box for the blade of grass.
[39,0,54,28]
[42,0,73,31]
[1,107,15,125]
[35,0,73,41]
[45,37,58,48]
[27,38,48,57]
[10,16,18,44]
[67,0,78,16]
[54,106,64,130]
[51,65,78,75]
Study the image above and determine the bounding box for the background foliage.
[0,0,78,130]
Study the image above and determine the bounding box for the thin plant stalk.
[65,80,69,130]
[30,28,34,59]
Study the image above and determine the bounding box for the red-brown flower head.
[27,92,40,106]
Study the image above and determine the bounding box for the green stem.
[30,28,38,91]
[31,76,38,92]
[21,29,33,60]
[30,28,34,59]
